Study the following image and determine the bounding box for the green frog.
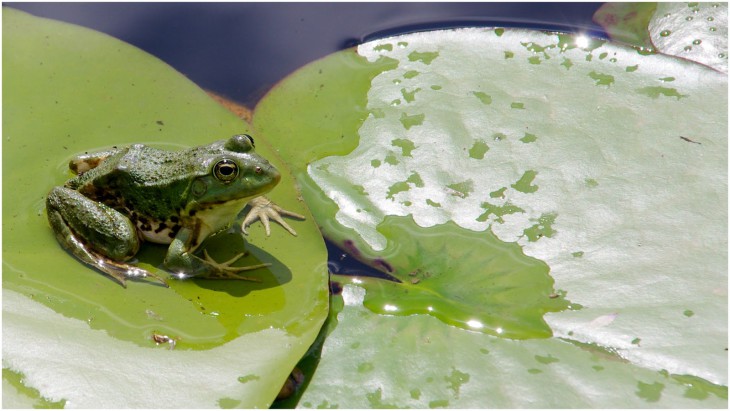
[46,134,303,287]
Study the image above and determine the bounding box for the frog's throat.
[186,196,256,249]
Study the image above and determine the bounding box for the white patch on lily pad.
[649,2,728,73]
[309,29,727,383]
[2,289,299,408]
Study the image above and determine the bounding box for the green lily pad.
[3,8,327,408]
[255,27,727,406]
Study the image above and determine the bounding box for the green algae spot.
[391,98,402,106]
[445,368,470,398]
[468,140,489,159]
[371,159,381,168]
[520,133,537,143]
[557,33,579,52]
[472,91,492,105]
[528,368,543,374]
[511,102,525,109]
[492,133,506,141]
[237,374,260,383]
[429,399,449,408]
[512,170,538,193]
[392,138,416,156]
[387,182,411,199]
[586,54,593,62]
[626,64,639,72]
[480,348,490,354]
[315,399,338,409]
[494,28,504,36]
[366,388,398,408]
[631,337,641,345]
[659,76,675,82]
[490,187,507,198]
[521,41,556,55]
[410,388,421,400]
[599,52,608,60]
[408,50,440,65]
[407,171,425,188]
[588,71,615,86]
[476,201,525,224]
[636,381,664,402]
[397,41,408,48]
[353,185,367,196]
[401,87,422,103]
[403,70,420,79]
[430,85,442,90]
[535,354,559,364]
[561,57,573,70]
[426,199,441,208]
[523,212,557,242]
[343,216,572,339]
[386,172,423,199]
[400,112,425,129]
[373,43,393,52]
[683,309,694,317]
[528,56,542,65]
[447,180,474,198]
[636,86,688,100]
[357,362,374,373]
[384,153,399,165]
[504,51,514,59]
[585,178,599,188]
[572,251,585,258]
[593,365,605,372]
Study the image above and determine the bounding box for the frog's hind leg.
[46,187,168,288]
[69,148,123,175]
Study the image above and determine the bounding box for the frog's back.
[69,144,200,221]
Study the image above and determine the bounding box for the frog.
[45,134,304,288]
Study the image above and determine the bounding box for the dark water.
[6,2,606,107]
[6,2,607,279]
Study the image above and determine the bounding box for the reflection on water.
[8,3,606,107]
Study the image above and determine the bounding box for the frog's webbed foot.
[241,196,305,237]
[201,250,269,281]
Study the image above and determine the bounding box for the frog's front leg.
[163,227,269,281]
[46,187,168,288]
[241,196,306,236]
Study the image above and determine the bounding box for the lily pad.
[255,27,727,406]
[594,2,728,73]
[296,283,727,408]
[3,8,328,408]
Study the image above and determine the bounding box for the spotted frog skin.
[46,134,303,287]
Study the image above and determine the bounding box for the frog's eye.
[213,159,238,182]
[225,134,255,152]
[243,134,255,147]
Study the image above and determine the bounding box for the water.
[7,2,606,107]
[7,2,607,281]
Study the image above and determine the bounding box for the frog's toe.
[241,197,305,237]
[202,250,269,281]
